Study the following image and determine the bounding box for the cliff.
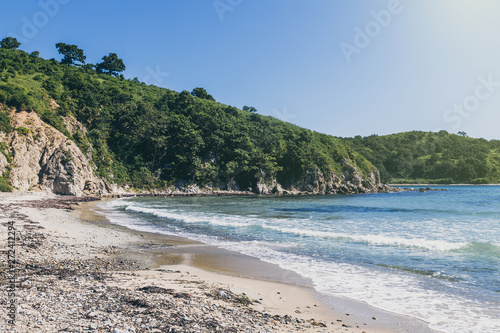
[0,109,107,196]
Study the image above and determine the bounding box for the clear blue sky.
[2,0,500,139]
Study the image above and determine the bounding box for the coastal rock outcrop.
[5,109,107,196]
[253,162,389,196]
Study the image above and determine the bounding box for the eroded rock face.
[7,110,107,196]
[0,151,7,174]
[253,161,389,195]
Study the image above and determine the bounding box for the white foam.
[219,241,500,333]
[262,225,467,252]
[115,201,466,252]
[122,203,266,229]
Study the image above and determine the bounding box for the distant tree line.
[344,131,500,184]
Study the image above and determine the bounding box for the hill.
[0,46,384,195]
[343,131,500,184]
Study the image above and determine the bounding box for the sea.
[100,186,500,333]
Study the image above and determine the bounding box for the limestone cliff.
[1,109,107,196]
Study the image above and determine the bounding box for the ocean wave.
[123,204,260,228]
[261,225,467,251]
[112,201,469,252]
[276,205,456,215]
[452,241,500,257]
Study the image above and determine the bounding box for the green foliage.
[0,46,375,190]
[0,157,12,192]
[56,43,86,66]
[96,53,125,76]
[191,87,215,102]
[243,105,257,113]
[345,131,500,184]
[0,178,11,192]
[15,127,31,136]
[0,141,10,162]
[0,108,11,133]
[1,37,21,50]
[0,84,31,109]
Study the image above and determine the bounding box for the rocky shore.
[0,193,398,333]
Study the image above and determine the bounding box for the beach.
[0,192,435,332]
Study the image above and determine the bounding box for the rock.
[7,110,107,196]
[0,149,7,175]
[185,185,202,194]
[272,184,284,195]
[254,181,272,194]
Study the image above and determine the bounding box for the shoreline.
[83,196,438,332]
[0,192,436,332]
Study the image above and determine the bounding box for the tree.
[191,87,215,101]
[96,53,126,76]
[457,131,468,137]
[1,37,21,50]
[243,105,257,113]
[56,43,86,66]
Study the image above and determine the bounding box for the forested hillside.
[344,131,500,184]
[0,43,380,194]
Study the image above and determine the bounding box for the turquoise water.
[102,186,500,333]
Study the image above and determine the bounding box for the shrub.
[0,179,12,192]
[0,110,11,133]
[15,127,31,136]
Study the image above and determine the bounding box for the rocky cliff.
[253,162,390,195]
[0,109,108,196]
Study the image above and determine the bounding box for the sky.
[1,0,500,140]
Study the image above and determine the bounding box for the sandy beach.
[0,192,435,332]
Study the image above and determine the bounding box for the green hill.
[343,131,500,184]
[0,46,380,194]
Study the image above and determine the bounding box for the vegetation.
[344,131,500,184]
[1,37,21,50]
[0,175,11,192]
[56,43,86,66]
[0,140,11,192]
[96,53,125,76]
[243,105,257,113]
[0,43,372,190]
[191,87,215,102]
